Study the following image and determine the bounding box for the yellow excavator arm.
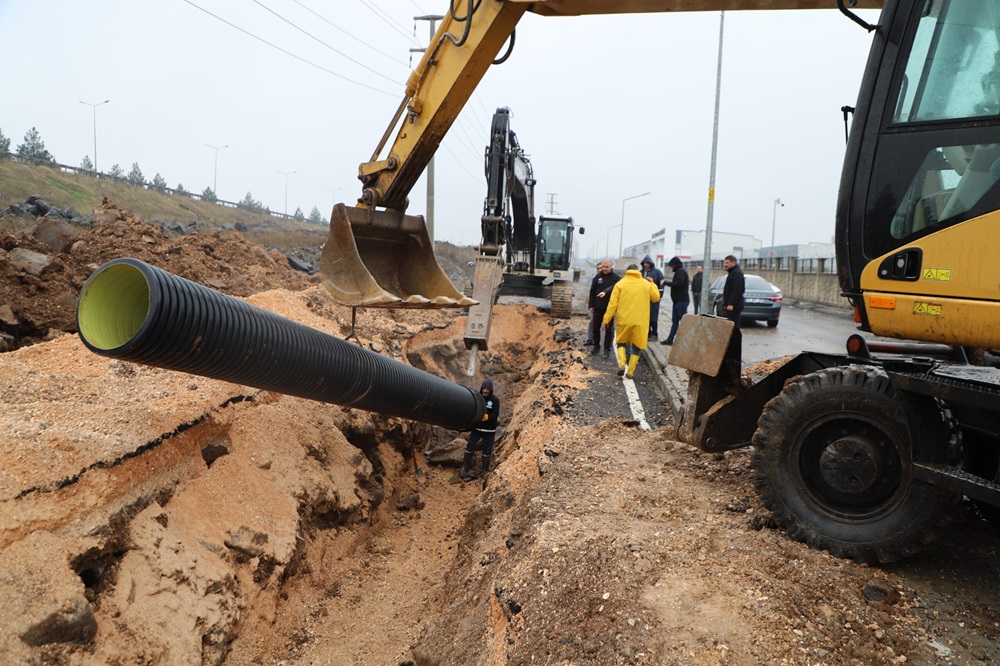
[360,0,883,210]
[324,0,881,310]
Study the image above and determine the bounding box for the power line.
[361,0,420,44]
[450,113,486,162]
[179,0,397,97]
[409,0,427,13]
[439,141,484,183]
[290,0,409,67]
[250,0,400,84]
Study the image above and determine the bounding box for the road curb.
[642,341,687,424]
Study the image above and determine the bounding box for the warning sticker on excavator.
[912,302,943,316]
[921,268,952,282]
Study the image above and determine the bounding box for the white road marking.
[621,376,651,431]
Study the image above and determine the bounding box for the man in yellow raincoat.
[601,264,661,379]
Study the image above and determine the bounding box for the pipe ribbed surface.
[76,258,485,431]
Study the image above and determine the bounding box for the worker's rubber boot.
[625,355,639,379]
[480,453,492,477]
[616,346,627,376]
[459,451,476,480]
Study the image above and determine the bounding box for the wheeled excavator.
[463,107,581,372]
[314,0,1000,563]
[78,0,1000,563]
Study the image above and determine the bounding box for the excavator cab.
[536,216,574,272]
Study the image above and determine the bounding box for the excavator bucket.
[319,203,478,309]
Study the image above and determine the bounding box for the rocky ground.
[1,202,999,665]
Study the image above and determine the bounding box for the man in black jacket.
[640,255,665,338]
[691,265,704,314]
[721,255,746,384]
[587,259,620,357]
[460,379,500,480]
[660,256,689,345]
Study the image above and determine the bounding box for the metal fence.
[3,153,307,223]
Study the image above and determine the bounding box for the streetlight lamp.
[771,197,784,248]
[205,144,229,194]
[278,170,297,215]
[79,99,110,173]
[324,186,342,207]
[619,191,652,258]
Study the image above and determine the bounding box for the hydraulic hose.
[76,258,485,431]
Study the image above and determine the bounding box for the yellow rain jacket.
[603,269,661,350]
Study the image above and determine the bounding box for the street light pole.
[619,191,651,258]
[79,99,110,173]
[607,224,621,260]
[205,144,229,194]
[278,170,297,215]
[771,197,784,248]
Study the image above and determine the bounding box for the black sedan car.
[708,274,782,327]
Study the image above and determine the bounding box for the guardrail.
[3,153,315,224]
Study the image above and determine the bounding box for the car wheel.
[767,319,779,328]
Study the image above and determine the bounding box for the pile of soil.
[1,203,999,665]
[0,199,312,349]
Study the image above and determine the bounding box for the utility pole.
[412,15,445,245]
[546,193,559,215]
[700,11,725,309]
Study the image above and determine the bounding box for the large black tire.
[751,365,954,563]
[767,319,779,328]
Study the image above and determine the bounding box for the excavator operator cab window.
[889,142,1000,239]
[862,0,1000,257]
[892,1,1000,124]
[536,218,571,271]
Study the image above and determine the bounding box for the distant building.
[622,228,669,269]
[672,229,761,263]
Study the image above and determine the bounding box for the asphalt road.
[733,302,859,364]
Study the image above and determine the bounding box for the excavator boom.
[322,0,882,310]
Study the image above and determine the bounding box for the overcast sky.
[2,1,881,255]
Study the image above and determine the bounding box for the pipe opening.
[77,262,151,351]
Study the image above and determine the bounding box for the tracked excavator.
[463,107,581,372]
[78,0,1000,563]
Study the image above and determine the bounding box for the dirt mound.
[0,199,312,349]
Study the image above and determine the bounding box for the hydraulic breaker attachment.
[463,255,505,375]
[464,256,504,352]
[319,203,478,309]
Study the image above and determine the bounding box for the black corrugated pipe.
[76,258,485,431]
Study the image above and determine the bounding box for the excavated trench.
[0,291,582,665]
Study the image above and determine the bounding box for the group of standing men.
[587,254,745,380]
[463,255,744,480]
